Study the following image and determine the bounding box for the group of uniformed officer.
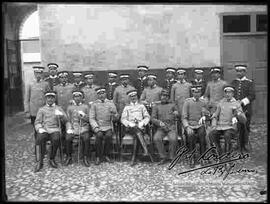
[24,63,255,171]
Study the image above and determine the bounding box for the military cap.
[177,68,186,74]
[45,90,57,97]
[224,85,235,92]
[194,68,204,74]
[47,63,59,70]
[108,72,118,77]
[147,74,157,79]
[73,72,82,77]
[95,87,106,94]
[33,66,45,72]
[58,71,69,77]
[127,89,138,97]
[210,67,221,73]
[119,74,130,79]
[84,73,94,79]
[165,67,176,73]
[137,65,149,71]
[234,64,247,71]
[72,90,84,96]
[191,85,202,92]
[161,89,170,96]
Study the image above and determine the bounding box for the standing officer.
[54,71,73,112]
[113,74,135,115]
[140,74,163,114]
[81,73,100,106]
[105,72,119,100]
[204,67,228,115]
[45,63,60,90]
[182,85,209,167]
[72,72,85,91]
[191,68,207,96]
[161,67,177,97]
[121,89,150,166]
[133,65,149,98]
[65,90,90,167]
[209,85,246,156]
[231,65,255,149]
[34,90,68,172]
[24,66,50,127]
[170,68,192,137]
[89,87,119,165]
[152,89,178,165]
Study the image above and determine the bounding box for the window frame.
[220,11,267,36]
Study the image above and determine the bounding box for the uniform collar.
[86,84,93,88]
[46,103,56,107]
[225,97,236,102]
[130,101,138,106]
[192,97,200,102]
[195,79,202,83]
[177,79,186,84]
[60,82,67,86]
[75,81,84,86]
[75,102,82,106]
[121,84,128,88]
[97,98,108,103]
[150,84,157,89]
[237,76,247,81]
[49,75,58,79]
[167,78,175,82]
[109,82,116,86]
[139,76,147,81]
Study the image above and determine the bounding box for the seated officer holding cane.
[34,90,67,172]
[65,90,90,167]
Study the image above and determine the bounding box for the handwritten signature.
[168,146,257,180]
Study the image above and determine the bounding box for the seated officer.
[65,90,90,167]
[182,85,209,167]
[121,89,150,166]
[209,85,247,157]
[34,90,67,172]
[152,89,178,165]
[89,87,119,165]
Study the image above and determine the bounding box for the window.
[256,14,267,32]
[223,15,250,33]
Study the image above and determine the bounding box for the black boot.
[34,143,44,172]
[49,159,58,168]
[83,156,90,167]
[64,156,72,166]
[34,160,43,172]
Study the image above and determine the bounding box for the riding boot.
[131,137,138,166]
[34,142,45,172]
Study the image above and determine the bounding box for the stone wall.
[38,4,266,72]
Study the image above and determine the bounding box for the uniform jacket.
[133,76,148,98]
[151,101,177,130]
[191,79,207,96]
[121,101,150,127]
[66,102,90,135]
[35,104,68,134]
[24,79,49,116]
[160,78,177,98]
[212,97,246,130]
[140,85,163,104]
[204,78,228,107]
[231,76,255,114]
[89,99,118,132]
[170,80,192,115]
[182,97,208,129]
[81,84,100,105]
[105,82,119,100]
[45,75,60,91]
[54,82,74,112]
[113,84,135,114]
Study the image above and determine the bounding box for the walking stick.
[57,115,64,165]
[78,118,82,164]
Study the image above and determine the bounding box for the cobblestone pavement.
[4,113,267,202]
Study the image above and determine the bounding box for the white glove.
[159,121,166,127]
[66,129,74,134]
[138,121,144,129]
[128,122,136,128]
[55,109,63,116]
[78,110,85,117]
[38,128,47,133]
[232,117,238,125]
[198,116,206,125]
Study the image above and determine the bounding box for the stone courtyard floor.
[4,112,268,202]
